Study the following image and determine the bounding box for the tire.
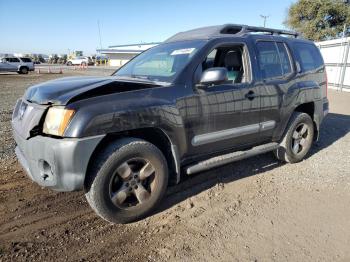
[85,138,168,224]
[67,61,72,66]
[19,67,28,74]
[274,112,314,163]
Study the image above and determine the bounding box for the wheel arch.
[275,101,319,143]
[294,101,319,140]
[18,65,29,73]
[84,127,181,191]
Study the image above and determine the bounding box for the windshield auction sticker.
[171,48,195,55]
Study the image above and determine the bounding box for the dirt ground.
[0,71,349,261]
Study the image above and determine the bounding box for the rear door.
[254,40,294,141]
[10,57,21,70]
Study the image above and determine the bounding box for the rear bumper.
[313,97,329,140]
[323,98,329,117]
[13,129,104,191]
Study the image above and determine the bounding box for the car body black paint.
[13,26,328,188]
[63,34,327,163]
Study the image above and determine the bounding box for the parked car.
[95,56,109,65]
[66,56,93,66]
[12,24,329,224]
[0,57,34,74]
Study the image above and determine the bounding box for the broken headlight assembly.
[43,107,75,136]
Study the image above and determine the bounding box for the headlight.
[43,107,75,136]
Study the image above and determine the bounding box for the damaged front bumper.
[13,129,104,191]
[11,98,104,191]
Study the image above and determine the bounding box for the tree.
[38,55,45,63]
[285,0,350,41]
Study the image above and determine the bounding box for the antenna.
[97,20,103,50]
[260,15,269,28]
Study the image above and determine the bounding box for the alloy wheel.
[109,158,156,209]
[291,123,310,155]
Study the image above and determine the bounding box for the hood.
[24,76,159,105]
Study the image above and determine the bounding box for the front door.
[1,58,16,71]
[186,42,263,157]
[6,57,21,71]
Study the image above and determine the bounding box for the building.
[97,42,160,67]
[316,37,350,92]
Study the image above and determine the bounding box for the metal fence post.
[339,38,350,92]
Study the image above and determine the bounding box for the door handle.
[245,90,257,100]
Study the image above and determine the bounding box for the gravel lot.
[0,71,349,261]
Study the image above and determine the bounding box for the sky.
[0,0,295,55]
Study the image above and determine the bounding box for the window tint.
[276,43,292,75]
[256,41,283,79]
[20,58,32,62]
[294,42,323,71]
[9,58,20,62]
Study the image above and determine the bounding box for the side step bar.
[186,142,279,175]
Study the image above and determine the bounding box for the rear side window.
[276,43,292,75]
[9,58,20,62]
[20,58,32,62]
[294,42,323,72]
[256,41,292,79]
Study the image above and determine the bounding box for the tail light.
[325,70,328,98]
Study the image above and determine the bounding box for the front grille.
[12,99,48,139]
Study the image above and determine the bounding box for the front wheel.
[274,112,314,163]
[85,138,168,224]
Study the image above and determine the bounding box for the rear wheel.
[19,67,28,74]
[274,112,314,163]
[85,138,168,224]
[67,61,72,66]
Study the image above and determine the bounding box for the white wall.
[108,53,137,66]
[316,37,350,92]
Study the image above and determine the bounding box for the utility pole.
[97,20,103,50]
[260,15,269,27]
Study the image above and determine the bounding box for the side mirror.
[198,67,228,87]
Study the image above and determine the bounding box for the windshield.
[113,40,205,83]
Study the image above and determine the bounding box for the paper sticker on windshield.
[171,48,195,56]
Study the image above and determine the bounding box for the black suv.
[12,24,329,223]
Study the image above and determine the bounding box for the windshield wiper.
[114,75,170,86]
[130,74,151,80]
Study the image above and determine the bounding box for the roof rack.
[165,24,300,43]
[233,25,299,38]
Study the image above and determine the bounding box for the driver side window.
[196,44,251,85]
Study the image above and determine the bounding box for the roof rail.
[165,24,300,43]
[229,25,299,38]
